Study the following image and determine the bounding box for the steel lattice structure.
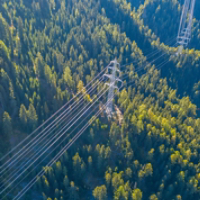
[104,59,122,118]
[177,0,196,53]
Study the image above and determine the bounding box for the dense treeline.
[0,0,146,155]
[105,0,200,108]
[0,0,199,199]
[36,67,200,200]
[139,0,200,49]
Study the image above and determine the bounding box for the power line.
[1,15,198,197]
[0,66,109,174]
[124,56,172,87]
[0,41,176,195]
[0,77,105,187]
[0,75,104,174]
[0,86,109,197]
[0,66,108,165]
[120,36,177,69]
[12,98,113,200]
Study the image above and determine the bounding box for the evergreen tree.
[93,185,107,200]
[19,104,27,130]
[68,182,79,200]
[2,111,12,136]
[27,103,38,132]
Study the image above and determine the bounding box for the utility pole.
[104,59,122,118]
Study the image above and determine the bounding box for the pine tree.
[68,182,79,200]
[63,67,73,88]
[19,104,28,130]
[132,188,142,200]
[93,185,107,200]
[27,103,38,132]
[0,40,9,61]
[88,156,93,171]
[114,185,129,200]
[63,175,69,190]
[2,111,12,136]
[55,161,62,180]
[18,17,24,43]
[0,14,8,44]
[35,53,45,79]
[72,153,82,181]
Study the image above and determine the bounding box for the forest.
[0,0,199,199]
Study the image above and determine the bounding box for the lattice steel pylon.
[104,59,122,118]
[177,0,196,54]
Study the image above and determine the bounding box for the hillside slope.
[0,0,199,199]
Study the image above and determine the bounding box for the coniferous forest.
[0,0,199,199]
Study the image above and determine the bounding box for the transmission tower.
[177,0,196,54]
[104,59,122,118]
